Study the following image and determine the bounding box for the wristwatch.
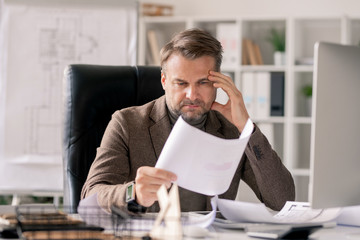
[126,182,136,203]
[126,182,147,213]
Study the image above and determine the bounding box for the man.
[81,29,295,212]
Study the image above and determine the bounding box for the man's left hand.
[208,71,250,132]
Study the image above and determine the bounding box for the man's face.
[161,53,217,123]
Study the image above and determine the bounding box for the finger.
[211,101,222,112]
[135,190,157,207]
[208,71,231,80]
[213,81,240,101]
[208,71,234,84]
[211,100,231,112]
[135,173,173,189]
[137,166,177,181]
[208,72,237,95]
[137,181,168,194]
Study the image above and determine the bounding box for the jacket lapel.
[149,96,172,159]
[205,111,224,138]
[205,111,240,139]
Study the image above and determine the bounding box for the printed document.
[155,117,254,196]
[217,199,342,224]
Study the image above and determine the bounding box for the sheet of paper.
[274,201,341,223]
[186,196,217,228]
[77,194,113,231]
[217,198,275,223]
[336,205,360,227]
[155,117,254,195]
[217,198,342,224]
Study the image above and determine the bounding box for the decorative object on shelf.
[295,57,314,65]
[302,84,313,116]
[267,28,286,66]
[141,3,173,16]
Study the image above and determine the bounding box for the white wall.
[140,0,360,17]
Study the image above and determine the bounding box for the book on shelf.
[147,30,161,65]
[141,3,173,16]
[242,39,249,65]
[255,72,271,118]
[241,71,285,118]
[270,72,285,116]
[216,23,240,67]
[241,72,256,118]
[253,43,264,65]
[242,38,263,65]
[242,72,270,118]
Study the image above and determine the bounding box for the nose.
[185,85,198,101]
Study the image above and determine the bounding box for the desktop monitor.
[309,42,360,209]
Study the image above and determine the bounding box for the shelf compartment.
[294,72,313,117]
[143,21,186,65]
[350,18,360,46]
[242,19,286,65]
[192,19,238,36]
[294,18,341,66]
[255,122,284,161]
[293,175,309,202]
[291,123,311,170]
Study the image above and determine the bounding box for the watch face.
[126,183,135,202]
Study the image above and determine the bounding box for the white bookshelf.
[138,15,359,202]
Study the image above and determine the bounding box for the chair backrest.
[62,65,163,213]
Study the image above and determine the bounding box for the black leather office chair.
[62,65,163,213]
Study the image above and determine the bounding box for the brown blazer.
[81,96,295,212]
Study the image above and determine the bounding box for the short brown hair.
[160,28,223,73]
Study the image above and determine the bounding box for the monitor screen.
[309,42,360,209]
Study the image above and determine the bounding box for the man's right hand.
[134,166,177,207]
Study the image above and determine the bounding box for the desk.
[206,225,360,240]
[2,207,360,240]
[1,224,359,239]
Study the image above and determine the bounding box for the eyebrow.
[173,77,210,83]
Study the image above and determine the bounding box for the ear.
[161,72,166,90]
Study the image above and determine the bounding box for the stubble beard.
[173,99,208,123]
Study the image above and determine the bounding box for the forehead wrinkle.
[171,76,209,83]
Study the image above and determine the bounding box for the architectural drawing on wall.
[24,16,101,156]
[0,0,137,192]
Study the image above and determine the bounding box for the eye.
[174,80,187,87]
[199,80,211,85]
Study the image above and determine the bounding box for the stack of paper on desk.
[155,117,254,195]
[216,199,342,224]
